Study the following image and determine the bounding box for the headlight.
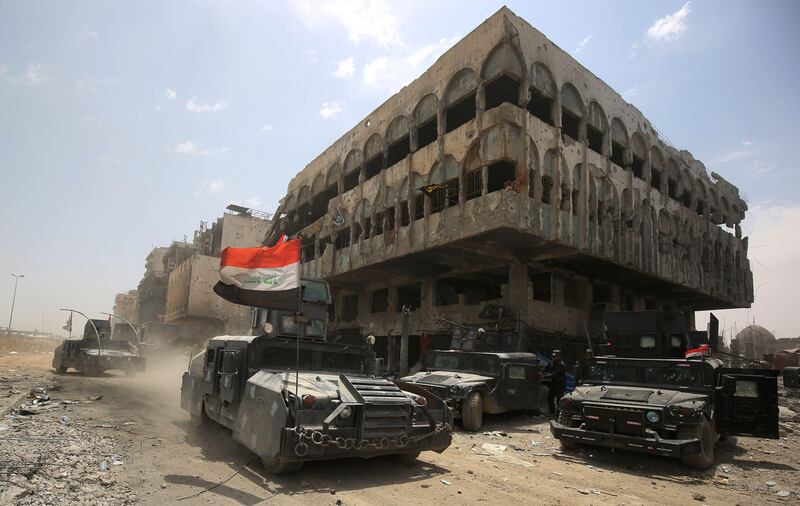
[646,411,661,423]
[448,385,462,394]
[339,406,352,419]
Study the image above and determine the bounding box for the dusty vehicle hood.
[258,370,414,406]
[400,370,495,388]
[568,384,709,405]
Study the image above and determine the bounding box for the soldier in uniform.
[545,350,567,415]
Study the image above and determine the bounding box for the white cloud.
[645,2,692,43]
[10,63,53,86]
[305,49,319,65]
[628,42,639,60]
[164,88,177,100]
[79,26,98,40]
[742,140,753,147]
[292,0,401,47]
[185,97,227,113]
[362,36,459,92]
[332,57,355,79]
[98,154,121,164]
[621,86,639,99]
[168,141,230,157]
[201,179,225,193]
[241,195,263,209]
[574,34,594,54]
[697,203,800,340]
[76,74,119,94]
[711,149,752,164]
[319,100,345,120]
[0,64,7,76]
[83,115,97,123]
[260,123,274,134]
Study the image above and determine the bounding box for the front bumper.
[276,423,453,463]
[550,420,701,457]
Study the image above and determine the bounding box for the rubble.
[0,381,136,505]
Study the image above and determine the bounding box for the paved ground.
[1,343,798,505]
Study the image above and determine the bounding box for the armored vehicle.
[400,349,549,431]
[180,278,452,474]
[550,356,779,469]
[53,319,145,376]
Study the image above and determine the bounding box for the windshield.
[279,315,325,338]
[302,279,330,303]
[586,360,707,389]
[259,344,366,374]
[428,352,500,376]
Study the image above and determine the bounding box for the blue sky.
[1,1,798,339]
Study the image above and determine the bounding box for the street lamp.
[7,274,24,336]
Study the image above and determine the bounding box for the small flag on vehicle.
[62,313,72,332]
[684,344,710,359]
[213,236,301,311]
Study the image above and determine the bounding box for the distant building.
[164,209,271,337]
[136,242,193,324]
[112,290,138,323]
[730,324,776,361]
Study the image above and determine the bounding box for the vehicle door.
[501,363,538,410]
[217,348,243,405]
[715,368,779,439]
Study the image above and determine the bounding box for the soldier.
[545,350,567,415]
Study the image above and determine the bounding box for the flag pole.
[295,234,304,429]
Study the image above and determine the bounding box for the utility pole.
[7,274,24,336]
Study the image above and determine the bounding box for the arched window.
[309,173,327,223]
[343,150,361,192]
[444,69,477,133]
[398,177,410,226]
[427,156,460,214]
[610,119,628,169]
[542,150,557,205]
[414,94,438,151]
[383,188,396,231]
[695,180,707,217]
[363,134,384,180]
[386,116,410,168]
[630,133,646,180]
[650,148,664,192]
[587,101,606,155]
[411,172,425,220]
[560,83,584,142]
[528,62,555,126]
[666,158,679,200]
[482,42,523,111]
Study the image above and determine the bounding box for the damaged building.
[265,8,753,365]
[164,207,271,338]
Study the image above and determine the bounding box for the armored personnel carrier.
[551,311,779,469]
[52,319,145,376]
[180,279,452,474]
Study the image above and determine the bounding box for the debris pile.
[0,383,136,505]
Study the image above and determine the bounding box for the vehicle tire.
[461,392,483,432]
[394,451,421,465]
[262,459,304,475]
[556,410,580,451]
[679,417,716,469]
[537,385,550,415]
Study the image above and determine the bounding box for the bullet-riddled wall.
[265,7,752,358]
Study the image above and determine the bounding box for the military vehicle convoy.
[180,279,453,474]
[551,311,780,469]
[400,350,549,431]
[52,319,145,376]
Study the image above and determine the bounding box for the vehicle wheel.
[262,459,304,475]
[537,385,550,415]
[461,392,483,431]
[678,417,716,469]
[557,410,580,451]
[394,451,421,465]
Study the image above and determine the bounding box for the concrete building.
[265,8,753,364]
[112,290,138,324]
[136,242,193,324]
[165,210,271,336]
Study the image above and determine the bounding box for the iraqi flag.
[213,236,301,311]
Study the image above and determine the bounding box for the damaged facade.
[266,8,753,363]
[112,290,138,324]
[163,210,271,336]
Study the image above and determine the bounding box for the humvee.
[550,355,779,469]
[180,278,452,474]
[400,349,549,431]
[52,319,145,376]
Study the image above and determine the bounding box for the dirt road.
[1,348,798,505]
